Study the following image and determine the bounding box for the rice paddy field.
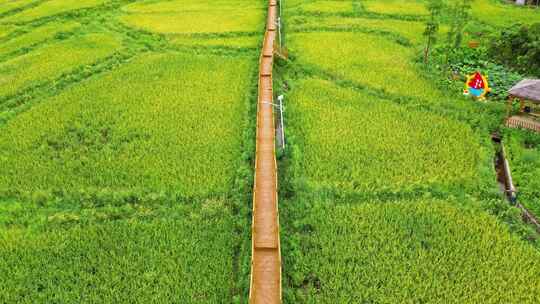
[0,0,263,302]
[1,0,540,303]
[280,0,540,303]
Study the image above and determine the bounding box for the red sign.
[468,72,485,89]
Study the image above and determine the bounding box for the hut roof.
[509,79,540,103]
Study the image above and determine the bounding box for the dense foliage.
[489,22,540,77]
[437,46,524,100]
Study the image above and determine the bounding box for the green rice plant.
[300,1,354,14]
[0,24,17,39]
[281,2,539,302]
[472,0,540,27]
[0,1,260,302]
[2,0,108,23]
[0,52,256,199]
[120,0,265,34]
[287,78,482,194]
[293,16,430,44]
[288,31,445,100]
[0,199,237,303]
[123,0,265,13]
[363,0,429,16]
[0,33,122,98]
[0,0,40,15]
[169,35,261,49]
[284,198,540,303]
[503,128,540,216]
[0,20,80,57]
[120,9,264,34]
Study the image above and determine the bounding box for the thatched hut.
[506,79,540,132]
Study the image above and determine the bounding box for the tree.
[423,0,443,63]
[490,22,540,77]
[446,0,473,50]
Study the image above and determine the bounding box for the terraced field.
[1,0,540,303]
[279,0,540,302]
[0,0,263,302]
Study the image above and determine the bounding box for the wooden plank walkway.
[249,0,281,303]
[506,115,540,133]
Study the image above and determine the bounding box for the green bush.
[489,22,540,77]
[435,45,524,100]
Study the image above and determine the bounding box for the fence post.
[278,95,285,149]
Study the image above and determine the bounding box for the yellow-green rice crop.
[288,31,445,100]
[288,78,481,193]
[0,33,121,98]
[0,24,16,39]
[0,20,80,57]
[285,199,540,303]
[121,11,264,34]
[300,0,354,14]
[293,16,434,45]
[363,0,428,16]
[0,0,40,15]
[0,52,256,198]
[0,0,261,302]
[170,35,261,49]
[123,0,265,13]
[2,0,108,23]
[281,1,539,303]
[120,0,265,34]
[472,0,540,27]
[0,199,237,303]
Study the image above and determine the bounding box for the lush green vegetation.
[1,0,539,302]
[0,0,263,301]
[0,20,80,57]
[120,0,265,34]
[504,129,540,216]
[0,0,40,16]
[0,33,121,97]
[284,198,540,302]
[472,0,540,27]
[0,52,254,198]
[489,22,540,77]
[287,78,482,194]
[2,0,109,23]
[0,199,236,303]
[280,0,540,302]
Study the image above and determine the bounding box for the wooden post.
[520,98,525,113]
[507,95,513,118]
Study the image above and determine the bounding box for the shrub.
[489,22,540,77]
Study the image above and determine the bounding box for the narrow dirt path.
[249,0,281,303]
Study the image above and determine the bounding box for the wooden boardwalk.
[249,0,281,303]
[506,115,540,133]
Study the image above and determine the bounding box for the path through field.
[249,0,281,303]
